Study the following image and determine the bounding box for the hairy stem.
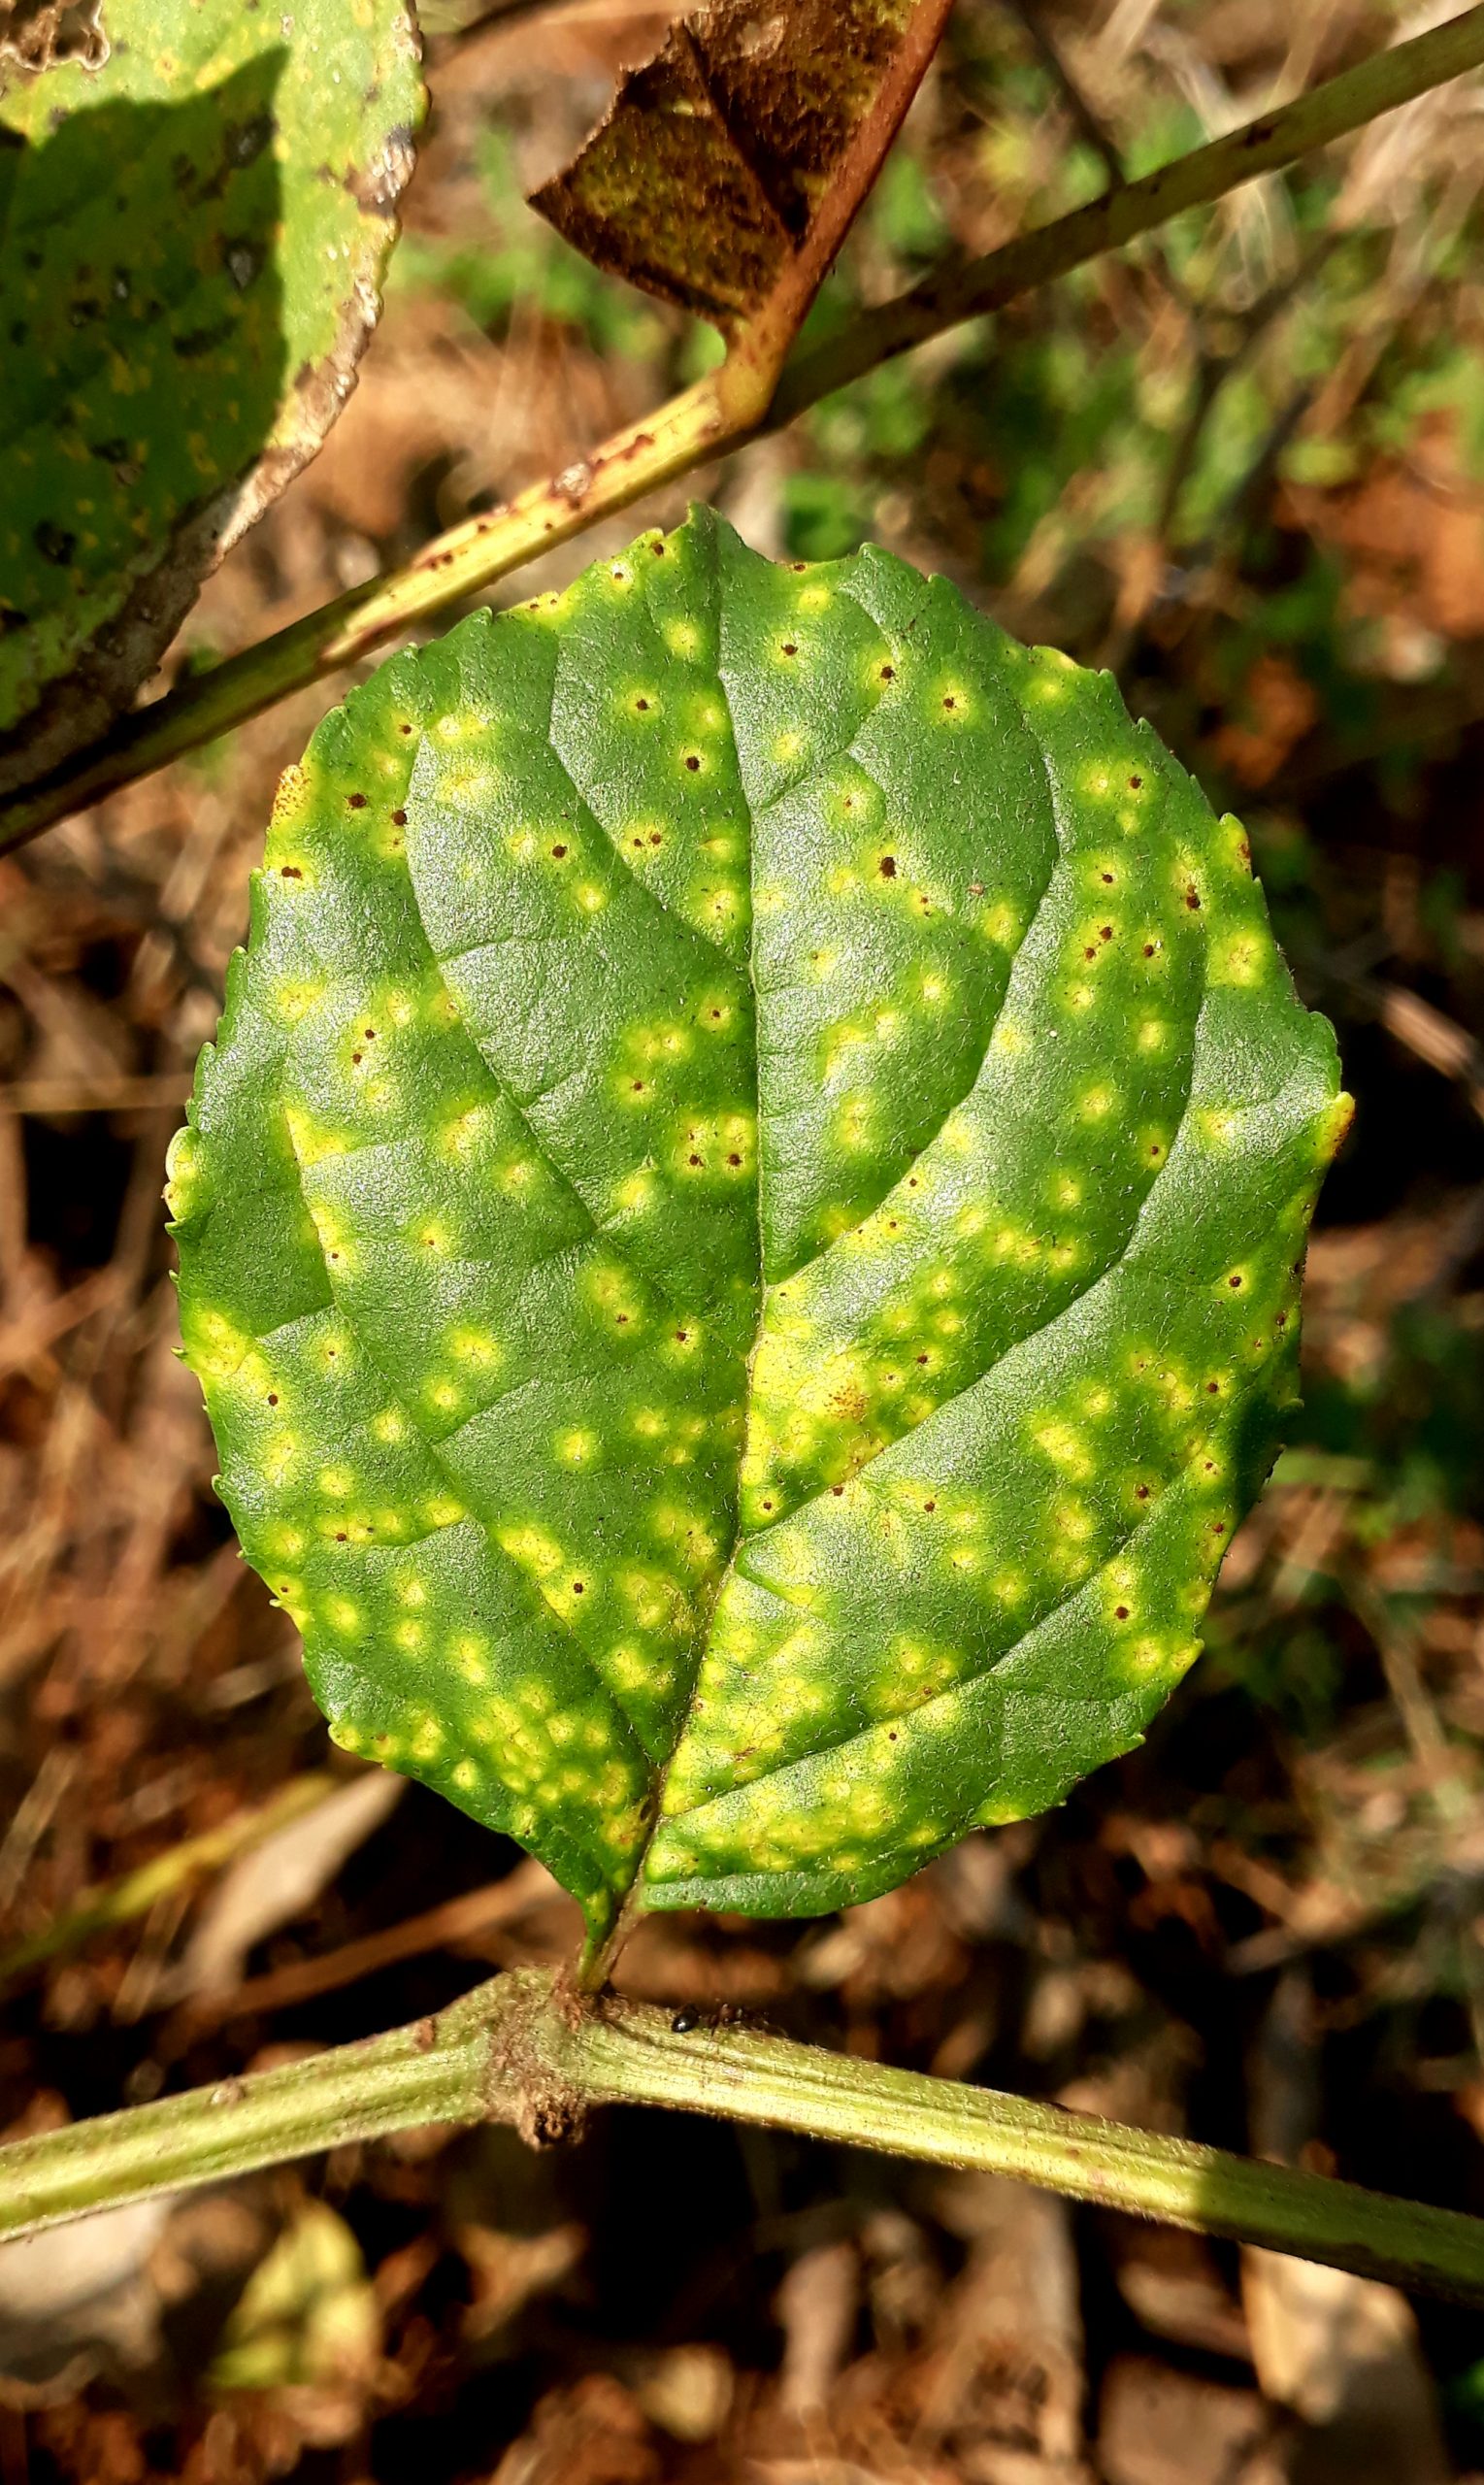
[4,1969,1484,2307]
[556,1991,1484,2303]
[0,1984,507,2238]
[5,4,1483,848]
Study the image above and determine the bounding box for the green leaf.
[170,510,1346,1964]
[209,2201,379,2395]
[0,0,421,799]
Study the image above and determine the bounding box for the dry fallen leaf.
[530,0,940,336]
[1241,2249,1450,2483]
[165,1771,403,2003]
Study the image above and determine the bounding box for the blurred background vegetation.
[7,2,1484,2477]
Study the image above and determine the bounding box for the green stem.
[5,5,1483,848]
[0,1983,506,2237]
[554,1993,1484,2303]
[4,1970,1484,2307]
[771,5,1484,416]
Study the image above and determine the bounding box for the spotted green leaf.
[0,0,421,799]
[170,510,1346,1965]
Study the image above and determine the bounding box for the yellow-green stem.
[4,4,1483,848]
[4,1970,1484,2309]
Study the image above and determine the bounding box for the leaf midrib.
[287,591,1209,1937]
[631,630,1215,1876]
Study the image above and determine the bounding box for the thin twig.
[0,1773,338,1995]
[5,4,1484,849]
[162,1856,562,2035]
[1003,0,1126,189]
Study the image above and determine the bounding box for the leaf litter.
[3,1,1484,2477]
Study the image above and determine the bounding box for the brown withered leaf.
[0,2,107,73]
[530,0,924,338]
